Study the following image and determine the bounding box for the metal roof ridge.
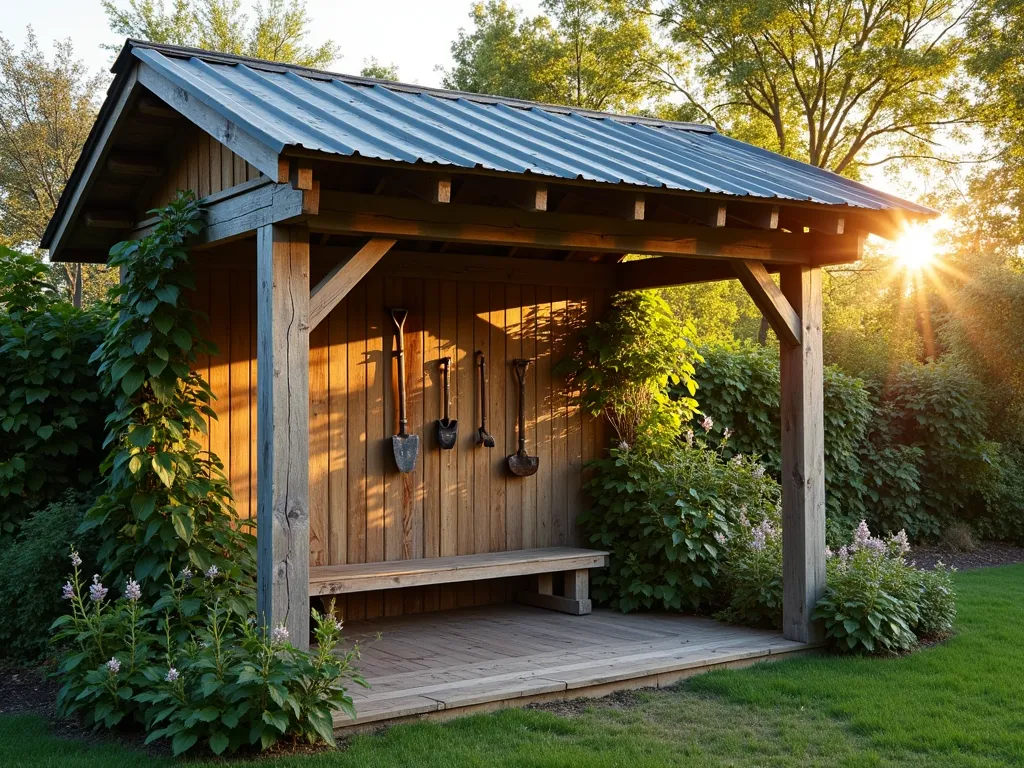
[121,39,717,133]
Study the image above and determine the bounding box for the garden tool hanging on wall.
[507,358,539,477]
[476,351,495,447]
[390,308,419,473]
[436,356,458,450]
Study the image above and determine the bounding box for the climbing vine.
[82,193,254,610]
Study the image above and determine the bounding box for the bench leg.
[516,569,592,615]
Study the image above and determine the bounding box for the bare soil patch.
[910,541,1024,571]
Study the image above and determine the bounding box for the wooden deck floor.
[334,603,814,730]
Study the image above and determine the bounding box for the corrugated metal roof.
[127,42,936,218]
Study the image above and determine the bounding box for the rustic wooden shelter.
[43,40,936,726]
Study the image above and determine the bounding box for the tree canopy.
[102,0,339,68]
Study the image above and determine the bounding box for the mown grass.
[2,565,1021,767]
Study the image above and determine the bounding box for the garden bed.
[910,541,1024,570]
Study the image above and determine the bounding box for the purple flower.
[271,624,290,645]
[124,579,142,602]
[853,520,872,550]
[61,581,74,600]
[106,657,121,675]
[700,415,714,432]
[165,667,179,683]
[825,546,834,560]
[714,532,728,546]
[866,537,886,555]
[738,510,750,529]
[751,524,767,552]
[178,566,193,583]
[70,551,82,568]
[892,529,911,556]
[205,565,219,580]
[89,575,108,603]
[617,441,629,452]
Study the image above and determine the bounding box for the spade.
[390,308,419,473]
[507,358,539,477]
[436,356,458,450]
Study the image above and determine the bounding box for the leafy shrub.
[916,564,957,638]
[0,491,100,660]
[81,194,255,600]
[559,290,702,451]
[940,522,978,553]
[52,554,364,755]
[813,522,921,653]
[883,359,994,529]
[715,506,783,629]
[974,445,1024,543]
[0,247,108,543]
[581,437,780,612]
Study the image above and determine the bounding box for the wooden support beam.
[311,191,855,264]
[513,182,548,212]
[733,260,802,347]
[308,237,397,329]
[289,160,314,191]
[684,199,727,227]
[132,178,309,246]
[782,209,845,235]
[408,174,452,204]
[616,257,739,290]
[619,193,645,221]
[730,202,780,230]
[256,223,311,649]
[84,210,134,229]
[779,265,826,644]
[106,153,162,177]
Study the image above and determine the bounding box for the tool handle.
[391,309,408,434]
[477,351,487,431]
[513,359,531,454]
[441,356,452,420]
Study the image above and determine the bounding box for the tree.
[445,0,665,112]
[653,0,976,175]
[102,0,339,68]
[359,58,399,80]
[0,30,106,305]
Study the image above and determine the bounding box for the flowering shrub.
[916,564,957,638]
[581,427,780,613]
[52,551,364,755]
[813,522,922,653]
[715,507,784,628]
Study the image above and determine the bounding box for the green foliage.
[82,194,255,600]
[0,492,99,660]
[916,564,958,638]
[581,440,780,612]
[101,0,339,68]
[714,507,783,629]
[559,290,701,452]
[656,0,971,175]
[882,358,994,529]
[52,555,364,755]
[445,0,664,112]
[0,247,108,542]
[813,524,922,654]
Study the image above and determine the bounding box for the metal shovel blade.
[508,450,539,477]
[437,419,457,450]
[393,433,420,473]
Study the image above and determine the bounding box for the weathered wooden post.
[256,223,312,649]
[778,265,826,643]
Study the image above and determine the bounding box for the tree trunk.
[73,263,83,308]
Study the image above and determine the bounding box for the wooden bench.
[309,547,610,615]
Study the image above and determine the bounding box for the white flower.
[106,657,121,675]
[205,565,219,580]
[61,581,74,600]
[70,551,82,568]
[124,579,142,602]
[89,575,108,603]
[752,465,765,480]
[271,624,289,644]
[334,619,344,632]
[178,566,193,583]
[684,430,694,448]
[723,427,734,440]
[700,415,714,432]
[714,532,728,546]
[165,667,179,683]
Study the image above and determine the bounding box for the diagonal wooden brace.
[308,237,397,330]
[733,259,802,347]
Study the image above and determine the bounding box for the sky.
[3,0,543,87]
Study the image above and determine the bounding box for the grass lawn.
[3,565,1022,767]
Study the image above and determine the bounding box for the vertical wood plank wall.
[190,261,607,620]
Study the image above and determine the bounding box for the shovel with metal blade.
[436,356,457,450]
[507,358,539,477]
[476,351,495,447]
[390,308,419,473]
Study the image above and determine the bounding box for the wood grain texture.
[779,265,826,644]
[733,260,801,347]
[309,238,396,330]
[256,223,311,648]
